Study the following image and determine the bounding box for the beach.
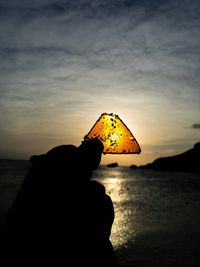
[0,159,200,266]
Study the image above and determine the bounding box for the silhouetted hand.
[3,138,119,266]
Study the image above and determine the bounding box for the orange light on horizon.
[84,113,141,154]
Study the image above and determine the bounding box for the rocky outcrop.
[140,142,200,173]
[107,162,118,168]
[130,164,138,169]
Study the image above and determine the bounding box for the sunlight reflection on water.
[93,167,137,249]
[93,165,200,255]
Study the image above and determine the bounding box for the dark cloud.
[0,0,166,11]
[1,0,199,21]
[192,123,200,129]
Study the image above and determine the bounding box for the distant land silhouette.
[136,142,200,173]
[129,164,138,169]
[107,162,118,168]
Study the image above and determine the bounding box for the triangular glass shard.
[84,113,141,154]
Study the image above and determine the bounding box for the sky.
[0,0,200,166]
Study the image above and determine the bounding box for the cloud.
[1,1,200,102]
[192,123,200,129]
[0,0,200,161]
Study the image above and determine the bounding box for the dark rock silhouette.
[107,162,118,168]
[130,164,138,169]
[140,142,200,173]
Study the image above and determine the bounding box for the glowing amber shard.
[84,113,141,154]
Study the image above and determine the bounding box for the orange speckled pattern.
[84,113,141,154]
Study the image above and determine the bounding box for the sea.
[0,159,200,267]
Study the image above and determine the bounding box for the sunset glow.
[0,1,199,166]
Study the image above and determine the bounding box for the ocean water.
[0,159,200,267]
